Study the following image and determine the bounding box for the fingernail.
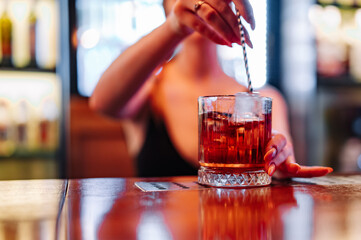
[270,148,277,158]
[264,148,277,162]
[327,168,333,174]
[268,163,276,176]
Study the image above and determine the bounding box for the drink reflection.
[0,180,66,240]
[199,186,297,240]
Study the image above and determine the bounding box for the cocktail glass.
[198,93,272,187]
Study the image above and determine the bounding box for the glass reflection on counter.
[199,187,298,240]
[0,179,66,240]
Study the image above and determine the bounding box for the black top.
[136,114,198,177]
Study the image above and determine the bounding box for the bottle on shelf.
[0,100,15,157]
[29,0,37,68]
[39,98,59,151]
[0,1,13,68]
[14,100,29,153]
[35,0,58,70]
[8,0,34,68]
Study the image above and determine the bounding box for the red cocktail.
[198,94,272,187]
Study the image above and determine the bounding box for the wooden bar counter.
[1,174,361,239]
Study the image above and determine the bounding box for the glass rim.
[198,93,272,101]
[198,94,234,100]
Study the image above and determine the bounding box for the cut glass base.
[198,166,271,187]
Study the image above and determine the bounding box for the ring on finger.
[194,1,206,13]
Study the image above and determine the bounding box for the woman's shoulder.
[257,85,284,100]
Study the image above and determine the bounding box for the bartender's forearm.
[90,16,188,117]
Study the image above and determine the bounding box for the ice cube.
[234,92,261,122]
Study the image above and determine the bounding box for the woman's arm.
[89,17,187,118]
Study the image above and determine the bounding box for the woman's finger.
[292,166,333,178]
[274,162,333,179]
[278,156,299,173]
[195,1,240,44]
[265,134,287,157]
[266,144,293,176]
[205,0,242,43]
[233,0,255,30]
[173,0,253,47]
[271,156,300,179]
[174,5,232,46]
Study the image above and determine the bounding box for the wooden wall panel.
[69,96,135,178]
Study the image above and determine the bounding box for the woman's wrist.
[164,12,192,40]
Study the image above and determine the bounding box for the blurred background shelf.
[318,75,361,88]
[0,150,56,160]
[0,157,58,180]
[0,0,63,180]
[0,67,55,73]
[317,0,361,9]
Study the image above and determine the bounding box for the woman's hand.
[264,131,333,178]
[168,0,254,47]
